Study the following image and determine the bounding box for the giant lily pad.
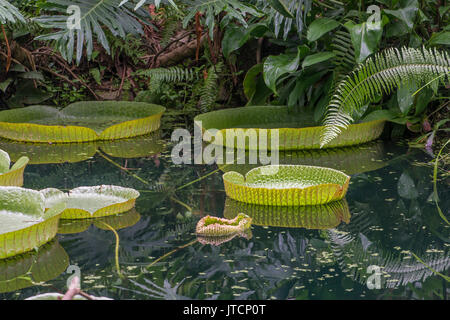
[0,101,165,143]
[224,198,350,229]
[0,240,68,293]
[0,132,164,164]
[58,209,141,234]
[223,165,350,206]
[197,229,252,246]
[219,140,389,176]
[0,187,66,259]
[194,105,385,150]
[42,185,140,219]
[0,149,29,186]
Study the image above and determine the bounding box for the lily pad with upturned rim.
[0,149,29,186]
[0,101,165,143]
[223,165,350,206]
[42,185,140,219]
[194,105,385,150]
[224,198,350,229]
[0,187,66,259]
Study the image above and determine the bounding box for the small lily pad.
[0,187,66,259]
[223,165,350,206]
[42,185,140,219]
[194,105,385,150]
[0,149,29,186]
[0,101,165,143]
[0,240,68,293]
[224,198,350,229]
[196,213,252,237]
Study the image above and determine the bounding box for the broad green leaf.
[384,0,418,31]
[428,31,450,46]
[397,83,417,115]
[243,63,263,100]
[263,46,308,94]
[307,18,340,42]
[0,78,13,93]
[345,19,384,63]
[302,52,336,68]
[268,0,294,19]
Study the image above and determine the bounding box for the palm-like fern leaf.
[321,47,450,147]
[33,0,149,64]
[0,0,25,24]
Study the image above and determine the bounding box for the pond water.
[0,135,448,300]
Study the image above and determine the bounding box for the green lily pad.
[219,140,388,176]
[223,165,350,206]
[0,149,29,186]
[42,185,140,219]
[0,101,165,143]
[0,187,66,259]
[0,240,68,293]
[194,105,385,150]
[58,209,141,234]
[0,132,164,164]
[196,213,252,237]
[224,198,350,229]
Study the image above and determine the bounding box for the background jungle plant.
[0,0,448,148]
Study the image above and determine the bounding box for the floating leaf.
[0,102,165,143]
[42,186,140,219]
[196,213,252,237]
[223,165,350,206]
[0,187,66,259]
[195,106,385,150]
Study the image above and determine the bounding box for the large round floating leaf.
[224,198,350,229]
[42,185,140,219]
[0,102,165,143]
[0,240,68,293]
[58,209,141,234]
[194,105,385,150]
[0,148,29,186]
[0,132,164,164]
[219,140,389,176]
[223,165,350,206]
[0,187,66,259]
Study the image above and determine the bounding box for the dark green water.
[0,136,448,300]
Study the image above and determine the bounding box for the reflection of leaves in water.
[118,278,190,300]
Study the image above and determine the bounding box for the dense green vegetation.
[0,0,448,149]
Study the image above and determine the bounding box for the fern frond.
[321,47,450,147]
[0,0,25,24]
[199,63,222,112]
[332,29,355,81]
[139,66,199,92]
[33,0,151,64]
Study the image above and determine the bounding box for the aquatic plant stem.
[170,196,193,212]
[147,240,198,269]
[176,165,229,191]
[98,151,150,186]
[433,139,450,225]
[98,221,125,279]
[410,252,450,282]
